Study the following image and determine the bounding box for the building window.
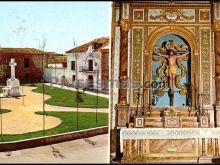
[25,72,30,80]
[24,58,30,68]
[6,73,10,79]
[72,75,76,82]
[88,60,93,71]
[71,61,76,70]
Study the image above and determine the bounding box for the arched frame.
[144,25,199,108]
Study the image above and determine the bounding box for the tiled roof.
[48,55,67,64]
[0,48,60,56]
[65,37,109,54]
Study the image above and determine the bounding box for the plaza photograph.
[3,1,220,164]
[110,1,220,164]
[0,1,110,163]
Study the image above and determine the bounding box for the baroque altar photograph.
[110,1,220,164]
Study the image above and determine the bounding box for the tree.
[0,64,8,80]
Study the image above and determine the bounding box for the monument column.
[9,59,17,80]
[213,2,220,127]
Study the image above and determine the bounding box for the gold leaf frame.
[152,40,190,96]
[144,26,198,106]
[175,55,189,95]
[152,53,168,97]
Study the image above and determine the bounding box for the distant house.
[66,36,109,93]
[44,37,109,93]
[0,47,60,84]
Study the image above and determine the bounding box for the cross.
[9,58,17,80]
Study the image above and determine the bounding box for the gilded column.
[214,25,220,106]
[213,2,220,128]
[118,20,130,105]
[115,2,130,128]
[113,2,130,161]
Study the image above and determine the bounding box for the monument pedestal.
[1,59,22,97]
[3,78,22,97]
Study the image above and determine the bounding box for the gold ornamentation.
[200,11,210,21]
[133,9,144,21]
[175,54,188,96]
[149,9,195,22]
[213,20,220,32]
[119,75,128,81]
[152,54,168,96]
[119,99,127,105]
[132,28,143,105]
[163,107,180,116]
[201,29,211,105]
[152,40,189,96]
[120,20,131,32]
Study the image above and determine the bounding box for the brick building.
[0,48,60,84]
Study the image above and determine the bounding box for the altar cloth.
[120,128,220,152]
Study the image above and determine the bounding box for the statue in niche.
[153,40,190,106]
[154,49,189,94]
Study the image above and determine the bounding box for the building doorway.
[87,75,94,90]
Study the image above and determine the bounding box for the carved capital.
[215,101,220,106]
[144,50,149,56]
[119,20,131,32]
[119,75,128,81]
[213,20,220,32]
[214,76,220,80]
[119,98,127,105]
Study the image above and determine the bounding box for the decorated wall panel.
[131,28,143,106]
[133,9,144,21]
[200,28,211,105]
[148,9,195,23]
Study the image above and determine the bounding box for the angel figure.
[154,49,189,94]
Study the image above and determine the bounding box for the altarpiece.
[110,1,220,163]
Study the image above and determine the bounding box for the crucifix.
[153,49,189,106]
[9,58,17,80]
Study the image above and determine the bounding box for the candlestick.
[194,73,197,109]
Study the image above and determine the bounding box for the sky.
[0,2,111,53]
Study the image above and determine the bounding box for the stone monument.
[2,58,22,97]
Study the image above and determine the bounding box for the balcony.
[78,66,98,72]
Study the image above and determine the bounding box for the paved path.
[0,86,108,134]
[0,134,109,163]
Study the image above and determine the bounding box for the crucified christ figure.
[154,49,189,94]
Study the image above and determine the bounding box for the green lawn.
[32,84,109,108]
[0,111,108,142]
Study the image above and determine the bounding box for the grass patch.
[32,84,109,108]
[0,111,108,142]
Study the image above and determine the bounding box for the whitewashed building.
[44,37,109,92]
